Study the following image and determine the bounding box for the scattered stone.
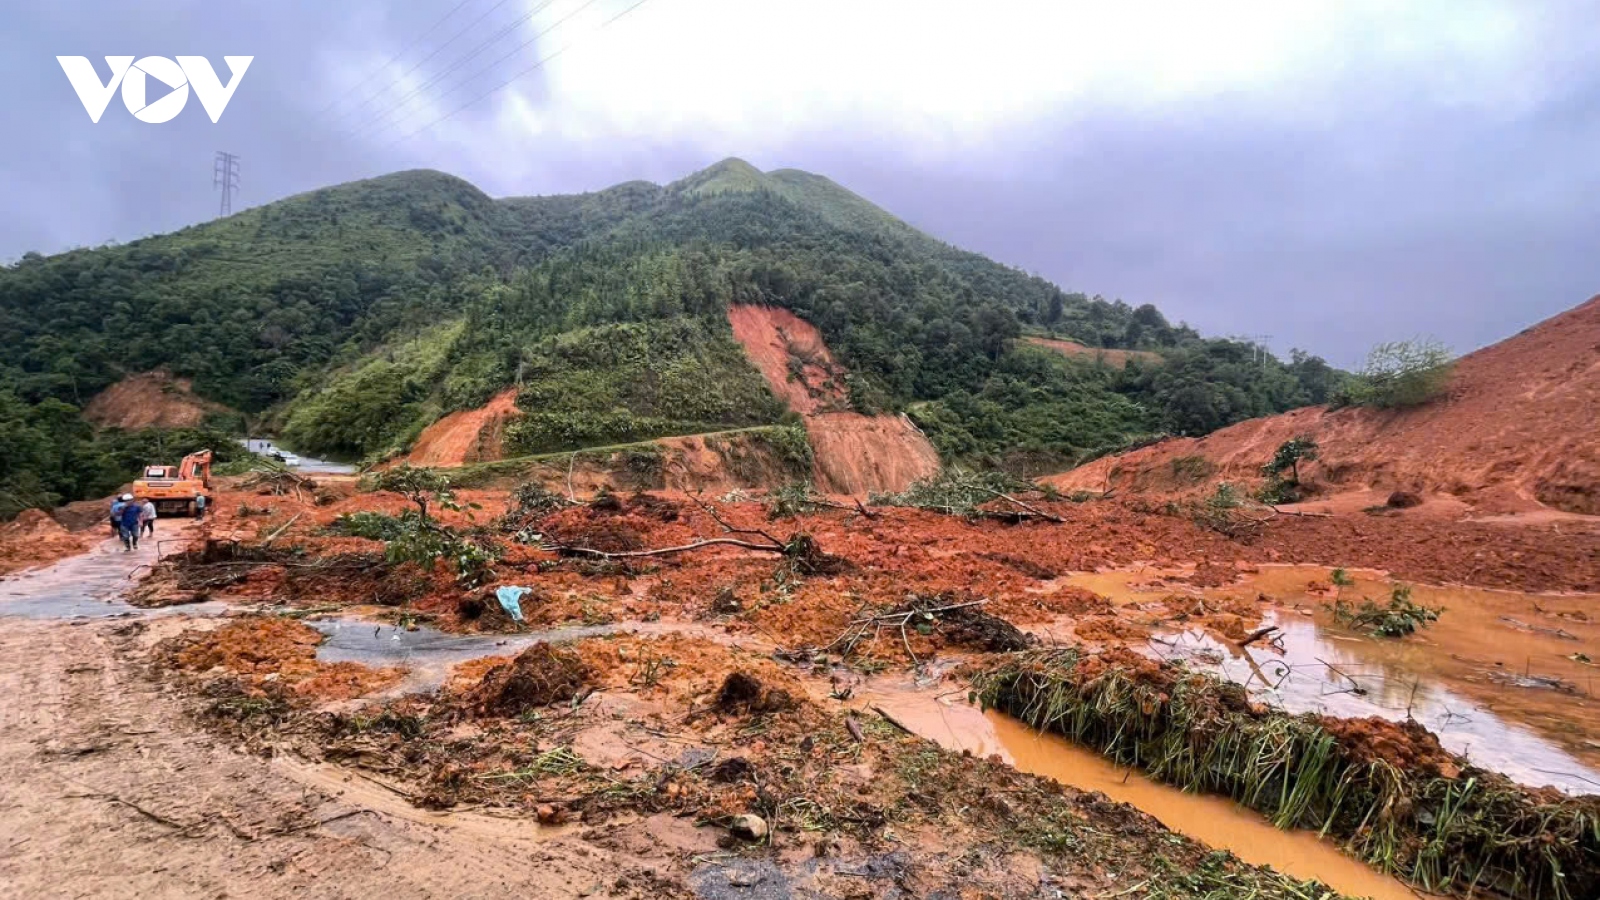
[730,813,768,842]
[1386,491,1423,509]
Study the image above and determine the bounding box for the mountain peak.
[670,157,774,197]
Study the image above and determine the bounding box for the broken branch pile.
[974,647,1600,900]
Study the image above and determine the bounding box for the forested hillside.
[0,157,1339,514]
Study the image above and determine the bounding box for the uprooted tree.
[364,464,499,587]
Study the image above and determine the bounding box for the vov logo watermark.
[57,56,252,123]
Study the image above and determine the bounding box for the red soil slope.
[728,305,939,495]
[1050,295,1600,515]
[1025,336,1163,368]
[83,371,226,430]
[404,388,521,467]
[727,304,852,414]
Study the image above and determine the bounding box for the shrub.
[1336,339,1454,409]
[1258,436,1319,503]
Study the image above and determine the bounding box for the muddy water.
[840,675,1422,900]
[988,712,1423,900]
[1065,564,1600,792]
[309,618,732,693]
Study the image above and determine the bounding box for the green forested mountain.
[0,157,1339,514]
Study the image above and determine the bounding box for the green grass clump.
[975,648,1600,900]
[1332,585,1442,638]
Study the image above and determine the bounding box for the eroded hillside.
[1052,295,1600,516]
[728,304,938,494]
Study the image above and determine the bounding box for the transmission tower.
[213,151,240,217]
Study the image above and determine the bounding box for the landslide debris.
[159,617,402,701]
[461,642,591,717]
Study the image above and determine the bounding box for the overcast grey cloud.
[4,0,1598,366]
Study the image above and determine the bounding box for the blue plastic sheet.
[495,585,531,623]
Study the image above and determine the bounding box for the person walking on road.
[118,496,144,551]
[194,493,207,520]
[140,498,157,538]
[110,494,129,536]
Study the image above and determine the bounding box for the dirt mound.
[464,643,590,717]
[714,671,795,714]
[1319,716,1458,778]
[728,305,940,494]
[1025,336,1163,368]
[162,618,400,701]
[83,371,227,430]
[1050,295,1600,515]
[403,388,520,466]
[0,509,98,576]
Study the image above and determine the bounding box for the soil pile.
[83,370,228,430]
[0,509,98,576]
[1050,295,1600,515]
[728,305,939,494]
[403,387,520,466]
[463,642,590,717]
[162,618,402,701]
[1024,336,1163,368]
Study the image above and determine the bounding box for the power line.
[339,0,521,124]
[353,0,560,137]
[392,0,654,146]
[316,0,477,118]
[213,151,240,217]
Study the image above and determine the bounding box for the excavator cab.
[133,449,215,517]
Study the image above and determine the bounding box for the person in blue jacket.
[118,496,145,551]
[110,494,129,536]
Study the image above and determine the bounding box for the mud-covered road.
[0,614,684,898]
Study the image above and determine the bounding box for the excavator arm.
[177,449,213,487]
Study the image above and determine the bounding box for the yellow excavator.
[133,449,214,516]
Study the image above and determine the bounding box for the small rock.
[730,813,768,842]
[727,869,763,887]
[536,804,566,825]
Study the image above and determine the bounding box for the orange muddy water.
[988,712,1426,900]
[1063,564,1600,791]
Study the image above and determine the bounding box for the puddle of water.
[1062,564,1600,792]
[832,677,1421,900]
[308,618,732,693]
[1158,613,1600,794]
[988,711,1422,900]
[309,619,626,693]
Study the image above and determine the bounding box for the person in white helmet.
[109,493,132,537]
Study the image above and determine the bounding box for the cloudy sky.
[6,0,1599,365]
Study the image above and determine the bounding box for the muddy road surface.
[0,616,666,899]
